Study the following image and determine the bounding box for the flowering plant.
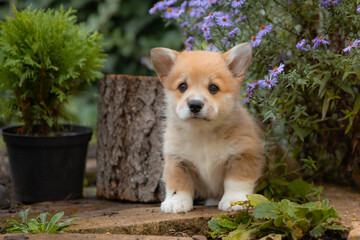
[150,0,360,187]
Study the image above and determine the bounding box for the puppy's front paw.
[161,199,193,213]
[218,195,248,212]
[161,191,193,213]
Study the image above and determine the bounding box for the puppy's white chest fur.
[164,124,239,197]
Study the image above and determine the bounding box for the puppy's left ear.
[150,47,179,81]
[222,43,252,83]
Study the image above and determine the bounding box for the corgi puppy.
[150,43,264,213]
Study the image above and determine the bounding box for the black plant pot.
[1,124,92,203]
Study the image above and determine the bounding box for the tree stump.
[96,75,165,202]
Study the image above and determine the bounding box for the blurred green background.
[0,0,184,131]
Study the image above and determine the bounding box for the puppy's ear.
[222,43,252,83]
[150,48,179,81]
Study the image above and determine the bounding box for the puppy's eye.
[208,84,219,95]
[178,83,188,93]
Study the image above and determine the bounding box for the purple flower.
[296,39,310,51]
[189,22,201,31]
[312,36,329,50]
[193,0,207,7]
[257,24,272,37]
[149,5,158,15]
[243,92,253,104]
[181,21,189,28]
[228,27,239,38]
[216,13,234,27]
[257,79,267,88]
[185,36,195,51]
[180,1,188,10]
[165,0,178,6]
[206,43,218,52]
[246,81,258,92]
[164,7,179,19]
[203,11,216,25]
[149,1,166,14]
[231,0,246,8]
[357,5,360,13]
[201,24,212,40]
[258,76,278,89]
[221,37,232,49]
[269,63,285,78]
[238,15,247,22]
[203,0,217,8]
[319,0,341,8]
[251,35,262,47]
[343,39,360,52]
[189,7,205,18]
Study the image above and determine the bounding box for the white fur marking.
[218,180,255,211]
[161,188,193,213]
[176,105,190,120]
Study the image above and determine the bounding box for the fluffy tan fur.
[151,43,264,213]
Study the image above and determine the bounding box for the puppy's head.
[150,43,252,122]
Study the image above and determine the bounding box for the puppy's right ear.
[150,48,179,81]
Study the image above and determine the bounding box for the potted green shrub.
[0,7,105,203]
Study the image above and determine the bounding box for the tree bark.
[96,75,165,202]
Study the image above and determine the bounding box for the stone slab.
[68,205,233,235]
[0,233,193,240]
[348,222,360,240]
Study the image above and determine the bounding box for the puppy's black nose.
[188,100,204,113]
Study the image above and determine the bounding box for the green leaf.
[19,208,30,224]
[274,215,285,228]
[318,72,331,97]
[208,219,229,234]
[292,125,310,142]
[342,71,351,81]
[288,179,312,201]
[218,219,238,230]
[322,95,330,119]
[247,194,271,207]
[279,199,298,218]
[322,199,329,208]
[324,224,348,231]
[301,201,320,210]
[259,234,283,240]
[253,203,281,219]
[309,224,326,238]
[219,214,232,221]
[28,222,40,233]
[353,94,360,114]
[224,229,251,240]
[45,212,64,232]
[39,212,49,226]
[294,218,310,233]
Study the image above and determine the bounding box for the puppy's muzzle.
[188,100,204,114]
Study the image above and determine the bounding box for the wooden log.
[96,75,165,202]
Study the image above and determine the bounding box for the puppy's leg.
[219,152,264,211]
[161,155,194,213]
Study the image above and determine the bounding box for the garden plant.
[5,208,78,233]
[208,194,347,240]
[0,6,105,135]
